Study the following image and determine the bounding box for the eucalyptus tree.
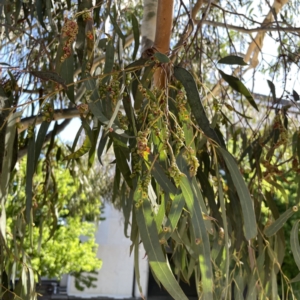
[1,0,300,299]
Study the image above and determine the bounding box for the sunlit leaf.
[134,189,188,300]
[218,148,257,240]
[64,128,91,160]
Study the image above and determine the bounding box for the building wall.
[67,203,149,298]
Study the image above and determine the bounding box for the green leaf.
[65,135,91,160]
[174,66,223,146]
[218,70,258,111]
[131,13,140,60]
[26,134,35,223]
[218,148,257,240]
[34,121,50,170]
[154,52,170,63]
[264,207,295,237]
[60,54,74,103]
[98,38,108,49]
[162,194,185,239]
[179,176,214,298]
[36,0,46,30]
[267,80,276,103]
[134,190,188,300]
[149,155,179,195]
[291,220,300,270]
[109,14,125,44]
[102,40,115,83]
[97,133,108,165]
[290,272,300,283]
[218,55,247,65]
[30,71,67,90]
[114,144,132,188]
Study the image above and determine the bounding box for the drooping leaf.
[218,148,257,240]
[134,188,188,300]
[60,54,74,103]
[114,144,132,188]
[174,66,223,146]
[103,40,115,83]
[26,133,35,223]
[291,220,300,270]
[264,207,296,237]
[109,13,125,44]
[149,155,179,195]
[34,120,50,169]
[161,194,185,239]
[131,13,140,60]
[218,69,258,111]
[179,176,214,298]
[267,80,276,103]
[97,133,108,165]
[36,0,46,30]
[218,55,247,65]
[64,131,91,160]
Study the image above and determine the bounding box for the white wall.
[67,203,149,298]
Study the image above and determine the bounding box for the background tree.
[1,0,300,299]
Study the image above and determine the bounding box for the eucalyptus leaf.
[218,55,247,65]
[218,70,258,111]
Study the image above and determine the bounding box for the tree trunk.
[153,0,174,89]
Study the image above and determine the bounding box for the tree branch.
[202,20,300,34]
[19,108,81,133]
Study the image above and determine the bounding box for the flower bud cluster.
[117,111,128,130]
[83,90,92,103]
[60,18,78,62]
[140,172,151,197]
[131,150,142,178]
[176,90,190,122]
[41,103,54,123]
[76,103,89,114]
[107,75,120,105]
[136,129,151,159]
[173,124,185,155]
[82,10,92,22]
[183,147,199,177]
[168,162,183,187]
[27,124,35,139]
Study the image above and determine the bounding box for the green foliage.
[1,0,300,299]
